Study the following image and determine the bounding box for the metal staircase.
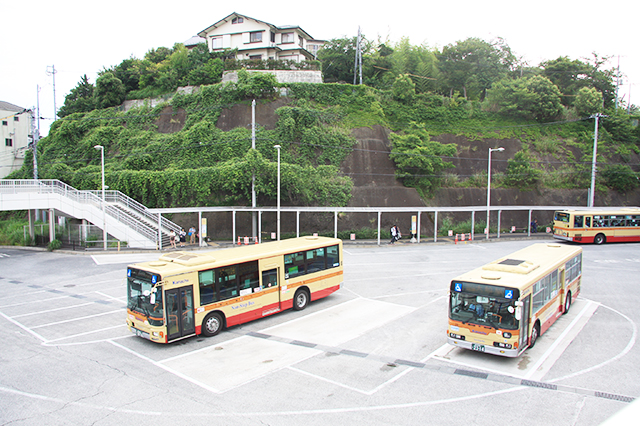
[0,179,180,249]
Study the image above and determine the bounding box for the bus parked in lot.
[553,208,640,244]
[447,243,582,357]
[126,237,343,343]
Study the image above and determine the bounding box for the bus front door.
[519,295,531,353]
[166,286,195,341]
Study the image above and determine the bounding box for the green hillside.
[8,38,640,208]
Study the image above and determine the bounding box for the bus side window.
[261,269,278,290]
[238,261,259,295]
[306,248,326,274]
[199,269,216,305]
[575,216,583,227]
[284,252,306,279]
[326,245,340,268]
[585,217,591,227]
[217,266,238,300]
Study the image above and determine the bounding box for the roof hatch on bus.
[159,252,216,266]
[482,258,539,274]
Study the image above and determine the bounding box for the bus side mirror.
[150,287,157,305]
[515,307,521,321]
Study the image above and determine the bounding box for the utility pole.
[33,85,40,180]
[251,99,257,240]
[353,27,362,85]
[46,65,57,121]
[589,113,606,207]
[615,56,620,109]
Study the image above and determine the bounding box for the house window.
[5,138,12,147]
[250,31,262,43]
[281,32,294,43]
[232,17,243,24]
[211,37,223,49]
[14,116,19,122]
[249,55,263,60]
[2,121,7,126]
[270,32,275,43]
[299,35,303,46]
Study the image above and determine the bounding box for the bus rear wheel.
[293,288,309,311]
[529,323,540,349]
[564,292,572,314]
[594,233,606,245]
[202,312,223,337]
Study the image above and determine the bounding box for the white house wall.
[203,17,314,62]
[0,107,32,179]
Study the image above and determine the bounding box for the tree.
[503,151,541,188]
[600,164,639,192]
[389,38,439,94]
[57,75,96,117]
[437,37,515,100]
[392,74,416,103]
[486,76,563,121]
[318,36,371,83]
[111,57,142,92]
[389,123,457,193]
[542,54,616,109]
[574,87,603,117]
[94,72,126,109]
[541,56,589,106]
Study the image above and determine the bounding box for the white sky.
[2,0,638,137]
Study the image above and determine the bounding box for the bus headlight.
[502,332,512,338]
[449,333,465,340]
[493,342,512,349]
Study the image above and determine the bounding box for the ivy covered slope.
[11,71,357,208]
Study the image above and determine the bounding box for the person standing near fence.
[389,225,401,245]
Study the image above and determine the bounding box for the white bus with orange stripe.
[553,208,640,244]
[447,243,582,357]
[126,236,343,343]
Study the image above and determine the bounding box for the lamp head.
[94,145,103,150]
[274,145,281,149]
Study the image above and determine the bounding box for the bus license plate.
[471,344,485,352]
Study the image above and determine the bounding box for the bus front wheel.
[594,233,606,245]
[293,289,310,311]
[529,323,540,349]
[202,312,223,337]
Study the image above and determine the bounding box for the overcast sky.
[2,0,637,137]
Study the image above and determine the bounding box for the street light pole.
[94,145,107,250]
[487,147,505,240]
[274,145,281,241]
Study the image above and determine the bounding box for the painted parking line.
[431,299,599,381]
[158,298,416,393]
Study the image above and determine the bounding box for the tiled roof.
[0,101,25,112]
[184,35,206,47]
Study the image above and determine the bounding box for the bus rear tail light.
[449,333,465,340]
[493,342,512,349]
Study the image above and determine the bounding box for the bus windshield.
[449,283,519,330]
[127,268,164,326]
[554,211,571,223]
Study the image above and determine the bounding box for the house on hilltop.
[0,101,34,179]
[197,12,325,62]
[192,12,325,84]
